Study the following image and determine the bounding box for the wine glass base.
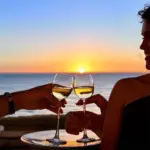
[46,138,67,145]
[77,137,96,143]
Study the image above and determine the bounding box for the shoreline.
[0,114,66,131]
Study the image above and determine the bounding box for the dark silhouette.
[66,5,150,150]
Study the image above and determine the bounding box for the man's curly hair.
[138,4,150,22]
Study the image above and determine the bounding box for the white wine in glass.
[52,85,72,100]
[73,74,95,143]
[74,86,94,99]
[46,74,73,145]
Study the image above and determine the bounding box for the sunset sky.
[0,0,148,73]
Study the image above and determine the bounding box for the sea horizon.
[0,72,146,74]
[0,72,144,117]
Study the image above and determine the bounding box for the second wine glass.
[46,74,73,145]
[73,74,95,143]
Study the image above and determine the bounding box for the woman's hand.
[76,94,108,115]
[65,94,108,137]
[13,83,67,114]
[65,111,93,135]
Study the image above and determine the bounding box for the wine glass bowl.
[52,84,72,101]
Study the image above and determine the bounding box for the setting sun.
[79,68,85,73]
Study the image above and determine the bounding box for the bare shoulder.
[113,74,150,93]
[111,77,141,99]
[113,77,137,90]
[116,73,150,86]
[112,74,150,105]
[134,73,150,82]
[108,78,135,102]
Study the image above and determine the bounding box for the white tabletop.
[21,129,100,149]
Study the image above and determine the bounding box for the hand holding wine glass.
[46,74,73,145]
[73,74,95,143]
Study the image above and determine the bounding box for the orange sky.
[0,37,146,73]
[0,48,146,73]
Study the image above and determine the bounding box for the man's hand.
[13,83,67,114]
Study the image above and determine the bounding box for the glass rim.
[52,74,74,84]
[53,73,73,78]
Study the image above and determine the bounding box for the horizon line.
[0,71,146,74]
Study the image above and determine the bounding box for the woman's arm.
[100,79,127,150]
[88,113,105,137]
[75,94,108,137]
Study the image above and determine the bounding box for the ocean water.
[0,73,143,117]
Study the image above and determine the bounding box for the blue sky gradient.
[0,0,149,72]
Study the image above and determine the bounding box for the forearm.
[88,113,105,138]
[0,90,30,118]
[0,83,52,118]
[0,95,9,118]
[12,89,34,110]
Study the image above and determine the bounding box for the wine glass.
[73,74,95,143]
[46,74,73,145]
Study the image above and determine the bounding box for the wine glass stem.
[83,100,88,137]
[54,107,61,139]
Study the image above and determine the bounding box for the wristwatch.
[4,92,15,114]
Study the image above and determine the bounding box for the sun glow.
[79,68,85,73]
